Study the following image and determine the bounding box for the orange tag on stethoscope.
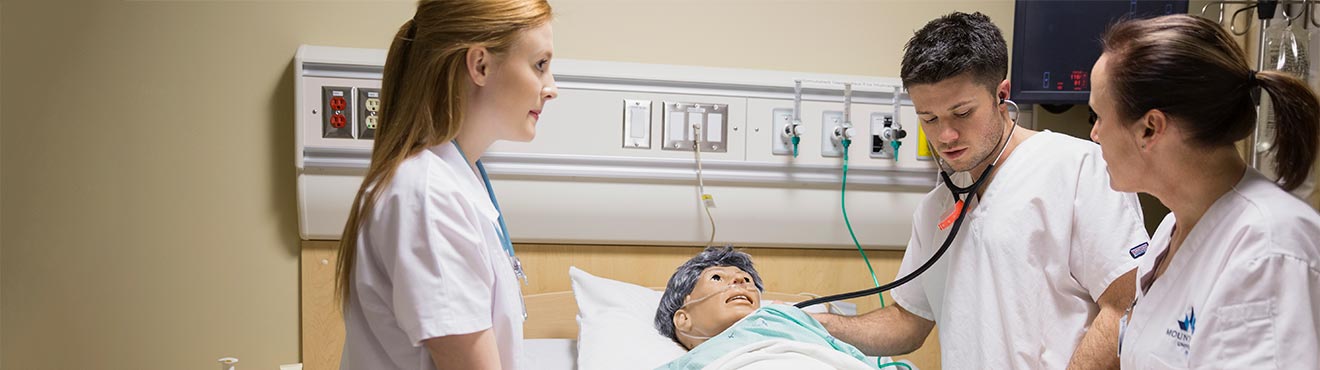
[938,200,965,230]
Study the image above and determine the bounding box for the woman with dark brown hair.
[1090,14,1320,368]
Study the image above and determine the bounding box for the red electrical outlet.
[322,86,354,138]
[330,114,347,129]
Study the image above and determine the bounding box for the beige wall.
[1,1,416,369]
[1,1,1015,369]
[552,0,1014,76]
[1,2,5,366]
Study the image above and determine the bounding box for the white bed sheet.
[524,338,577,370]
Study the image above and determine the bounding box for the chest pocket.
[1207,299,1276,368]
[1146,353,1188,370]
[968,196,1056,272]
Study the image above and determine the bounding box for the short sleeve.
[891,204,936,321]
[1069,151,1145,301]
[1191,253,1320,369]
[379,186,496,346]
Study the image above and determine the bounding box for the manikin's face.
[672,266,762,349]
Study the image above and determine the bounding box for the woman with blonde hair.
[336,1,557,369]
[1090,14,1320,368]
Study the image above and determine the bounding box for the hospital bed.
[301,242,940,369]
[521,276,869,370]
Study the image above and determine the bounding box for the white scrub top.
[1119,169,1320,369]
[341,142,525,370]
[891,131,1148,369]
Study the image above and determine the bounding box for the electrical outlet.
[357,88,380,140]
[322,86,354,139]
[820,110,845,157]
[771,108,794,155]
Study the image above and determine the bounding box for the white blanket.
[702,339,876,370]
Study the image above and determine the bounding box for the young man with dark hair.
[812,12,1148,369]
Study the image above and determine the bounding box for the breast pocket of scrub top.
[1208,300,1276,368]
[1147,353,1188,370]
[973,197,1052,270]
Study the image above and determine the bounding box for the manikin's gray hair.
[654,246,764,345]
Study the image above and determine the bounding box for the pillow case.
[570,266,687,369]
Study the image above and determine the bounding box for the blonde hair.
[337,0,553,305]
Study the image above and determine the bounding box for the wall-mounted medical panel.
[295,45,947,248]
[489,90,747,162]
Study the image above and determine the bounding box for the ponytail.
[1258,70,1320,191]
[335,0,553,308]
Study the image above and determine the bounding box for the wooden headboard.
[300,241,942,370]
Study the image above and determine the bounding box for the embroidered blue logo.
[1178,308,1196,335]
[1166,306,1196,356]
[1129,242,1149,259]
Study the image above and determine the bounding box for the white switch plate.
[622,99,651,149]
[661,101,728,152]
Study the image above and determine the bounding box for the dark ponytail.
[1256,71,1320,191]
[1102,14,1320,191]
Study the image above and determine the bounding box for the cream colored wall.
[1,1,1015,369]
[1,3,5,366]
[1,1,415,369]
[553,0,1013,76]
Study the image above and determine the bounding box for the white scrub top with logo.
[1119,169,1320,369]
[341,142,525,370]
[891,131,1148,369]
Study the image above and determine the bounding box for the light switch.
[667,111,687,142]
[622,99,651,149]
[707,113,724,142]
[629,109,647,138]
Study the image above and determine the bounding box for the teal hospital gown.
[659,303,877,369]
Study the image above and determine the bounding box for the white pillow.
[569,266,687,370]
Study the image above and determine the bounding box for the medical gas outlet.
[833,124,857,149]
[870,113,907,160]
[820,111,849,157]
[772,108,803,156]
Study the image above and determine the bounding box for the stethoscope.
[454,141,530,319]
[796,98,1020,309]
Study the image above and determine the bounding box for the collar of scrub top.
[451,141,526,284]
